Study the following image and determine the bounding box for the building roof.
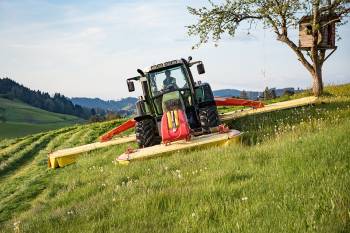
[299,14,340,23]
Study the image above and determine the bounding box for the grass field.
[0,98,83,139]
[0,84,349,232]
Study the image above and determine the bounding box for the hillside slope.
[0,78,92,119]
[0,98,83,139]
[0,84,349,233]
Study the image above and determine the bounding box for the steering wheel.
[163,84,178,92]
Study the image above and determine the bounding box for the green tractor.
[127,57,220,148]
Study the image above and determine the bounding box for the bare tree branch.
[278,35,314,73]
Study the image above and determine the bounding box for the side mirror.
[197,63,205,74]
[127,80,135,92]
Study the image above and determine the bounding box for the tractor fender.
[134,114,153,122]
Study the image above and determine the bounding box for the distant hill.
[213,88,297,99]
[213,89,261,99]
[0,77,299,120]
[0,97,83,139]
[0,78,92,119]
[71,97,137,116]
[213,89,241,97]
[72,87,298,115]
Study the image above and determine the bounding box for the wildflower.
[191,212,196,217]
[13,221,21,233]
[13,221,20,226]
[127,180,133,187]
[67,210,74,215]
[241,197,248,201]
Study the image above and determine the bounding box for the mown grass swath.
[0,135,42,164]
[0,84,349,233]
[0,122,116,223]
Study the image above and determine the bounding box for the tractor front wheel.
[135,118,161,148]
[199,105,220,133]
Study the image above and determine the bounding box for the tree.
[283,89,295,96]
[240,90,248,99]
[270,88,277,99]
[263,86,272,99]
[105,111,121,121]
[187,0,350,96]
[0,107,6,123]
[91,108,96,116]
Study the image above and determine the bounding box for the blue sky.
[0,0,349,100]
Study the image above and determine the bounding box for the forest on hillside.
[0,78,92,119]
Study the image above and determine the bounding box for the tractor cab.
[147,61,196,117]
[127,57,220,148]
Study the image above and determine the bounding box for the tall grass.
[0,84,349,233]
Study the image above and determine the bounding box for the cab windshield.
[148,65,188,96]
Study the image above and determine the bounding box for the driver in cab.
[163,70,177,90]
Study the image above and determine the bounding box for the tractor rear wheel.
[135,118,161,148]
[199,105,220,133]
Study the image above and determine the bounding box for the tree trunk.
[312,67,323,97]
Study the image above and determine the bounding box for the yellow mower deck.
[220,96,318,121]
[116,129,242,164]
[48,135,135,168]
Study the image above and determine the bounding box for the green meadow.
[0,98,83,139]
[0,84,349,233]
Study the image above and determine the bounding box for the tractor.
[126,57,221,148]
[48,58,268,167]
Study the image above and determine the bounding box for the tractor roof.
[145,59,184,73]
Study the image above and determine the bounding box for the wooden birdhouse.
[299,15,340,50]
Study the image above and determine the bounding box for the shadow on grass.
[224,173,253,184]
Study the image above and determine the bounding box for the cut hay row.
[0,127,87,222]
[0,127,76,178]
[0,135,42,163]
